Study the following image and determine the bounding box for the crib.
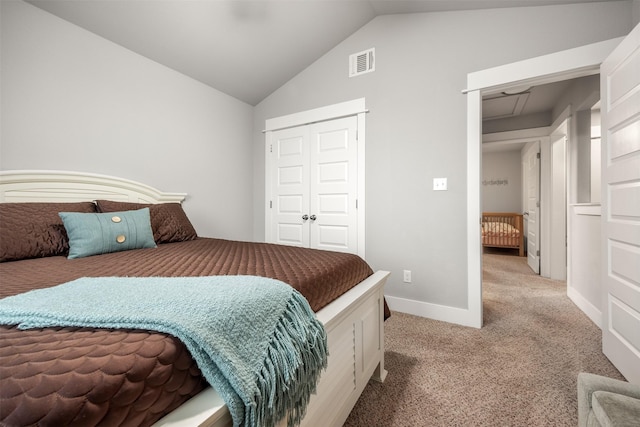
[482,212,525,257]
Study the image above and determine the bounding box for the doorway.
[465,37,623,328]
[480,128,568,280]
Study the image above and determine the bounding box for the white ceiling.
[26,0,615,106]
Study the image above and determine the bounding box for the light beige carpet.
[344,250,624,426]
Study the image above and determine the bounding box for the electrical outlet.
[433,177,448,191]
[403,270,412,283]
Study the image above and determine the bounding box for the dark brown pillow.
[95,200,198,244]
[0,202,97,262]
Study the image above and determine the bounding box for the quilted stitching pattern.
[0,202,97,262]
[0,238,373,426]
[95,201,198,244]
[0,326,207,427]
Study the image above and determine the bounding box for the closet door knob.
[310,215,317,221]
[302,215,309,220]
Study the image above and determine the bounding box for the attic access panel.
[482,92,530,120]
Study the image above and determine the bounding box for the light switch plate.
[433,178,447,191]
[403,270,412,283]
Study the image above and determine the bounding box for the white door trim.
[466,90,483,329]
[549,133,567,281]
[264,98,367,132]
[465,38,623,329]
[465,38,624,94]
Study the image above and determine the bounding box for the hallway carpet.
[343,250,624,426]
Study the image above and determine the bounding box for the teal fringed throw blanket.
[0,276,328,427]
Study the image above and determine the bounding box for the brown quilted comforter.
[0,238,374,427]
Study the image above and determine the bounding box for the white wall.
[568,205,602,326]
[590,109,602,203]
[482,150,522,213]
[253,2,634,318]
[549,75,601,205]
[0,0,254,240]
[1,0,635,324]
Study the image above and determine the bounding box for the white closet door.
[270,126,310,247]
[600,23,640,384]
[309,116,358,253]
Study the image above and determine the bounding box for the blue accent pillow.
[59,208,156,259]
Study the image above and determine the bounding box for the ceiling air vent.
[349,48,375,77]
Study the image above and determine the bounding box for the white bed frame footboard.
[0,170,389,427]
[157,270,389,427]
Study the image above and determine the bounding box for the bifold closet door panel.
[269,126,311,248]
[309,116,358,254]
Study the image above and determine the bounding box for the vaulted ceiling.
[26,0,614,106]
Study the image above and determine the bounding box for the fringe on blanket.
[251,291,328,427]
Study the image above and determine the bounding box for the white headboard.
[0,170,187,204]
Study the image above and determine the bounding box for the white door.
[524,141,541,274]
[309,117,359,253]
[269,126,310,247]
[267,116,360,254]
[600,23,640,384]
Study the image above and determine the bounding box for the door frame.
[549,129,568,281]
[465,37,624,328]
[264,98,367,258]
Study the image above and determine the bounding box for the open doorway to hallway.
[479,76,600,284]
[467,32,639,380]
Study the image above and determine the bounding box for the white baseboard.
[388,289,600,330]
[567,286,602,329]
[385,295,478,328]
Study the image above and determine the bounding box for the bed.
[481,212,525,257]
[0,170,390,427]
